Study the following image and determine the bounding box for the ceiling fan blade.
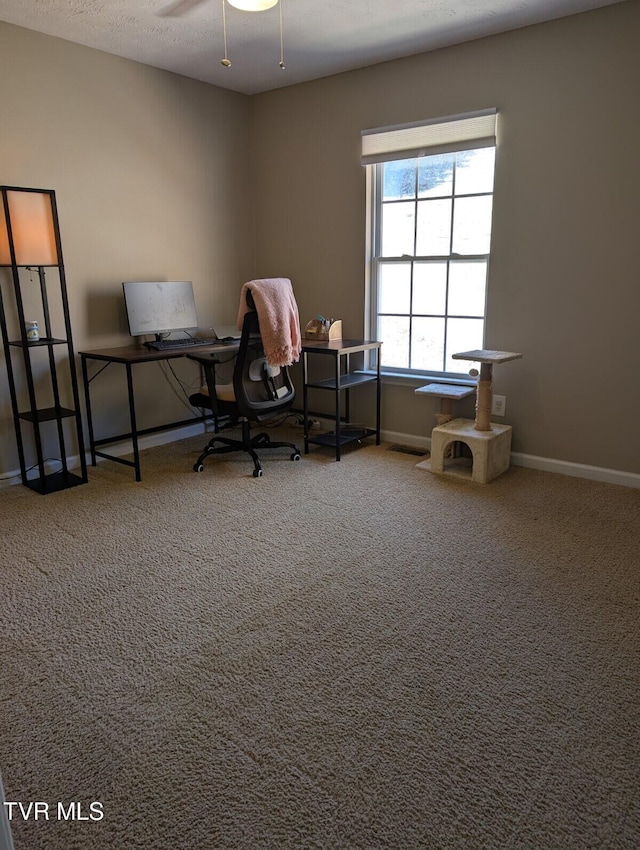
[157,0,210,18]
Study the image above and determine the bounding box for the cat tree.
[418,349,522,483]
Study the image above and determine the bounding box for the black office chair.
[188,303,301,478]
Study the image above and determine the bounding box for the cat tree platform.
[452,349,522,431]
[414,383,475,426]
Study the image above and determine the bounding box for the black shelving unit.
[0,186,87,494]
[301,338,382,461]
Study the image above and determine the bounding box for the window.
[363,110,497,378]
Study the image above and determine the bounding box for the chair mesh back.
[233,310,295,418]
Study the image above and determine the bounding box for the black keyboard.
[145,337,218,351]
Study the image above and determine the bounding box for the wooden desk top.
[79,342,238,364]
[301,338,381,355]
[82,338,381,363]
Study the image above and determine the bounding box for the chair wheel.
[193,463,204,473]
[291,452,301,461]
[253,468,263,478]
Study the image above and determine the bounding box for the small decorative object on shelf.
[304,316,342,341]
[0,186,87,494]
[25,320,39,342]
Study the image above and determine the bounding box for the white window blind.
[361,108,497,165]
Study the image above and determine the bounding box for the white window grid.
[370,150,494,379]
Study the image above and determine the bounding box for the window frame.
[363,111,497,383]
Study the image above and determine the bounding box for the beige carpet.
[1,426,639,849]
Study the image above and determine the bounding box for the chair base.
[194,420,301,477]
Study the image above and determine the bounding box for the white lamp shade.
[0,190,58,266]
[227,0,278,9]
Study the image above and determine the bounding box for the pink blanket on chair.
[237,278,302,367]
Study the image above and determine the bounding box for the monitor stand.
[144,333,169,350]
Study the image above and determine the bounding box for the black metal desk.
[79,342,238,481]
[301,338,382,461]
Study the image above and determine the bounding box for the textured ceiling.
[0,0,628,95]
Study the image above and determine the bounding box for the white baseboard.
[0,421,209,489]
[382,428,640,490]
[3,423,639,491]
[100,421,209,457]
[382,429,431,453]
[509,452,640,489]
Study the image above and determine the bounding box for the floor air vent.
[389,445,428,457]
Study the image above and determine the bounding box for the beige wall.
[250,0,640,475]
[0,22,252,474]
[1,2,639,481]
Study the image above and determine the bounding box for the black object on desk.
[301,338,382,461]
[144,336,218,351]
[79,341,238,481]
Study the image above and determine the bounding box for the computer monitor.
[123,281,199,341]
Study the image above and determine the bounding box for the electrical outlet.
[491,394,507,417]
